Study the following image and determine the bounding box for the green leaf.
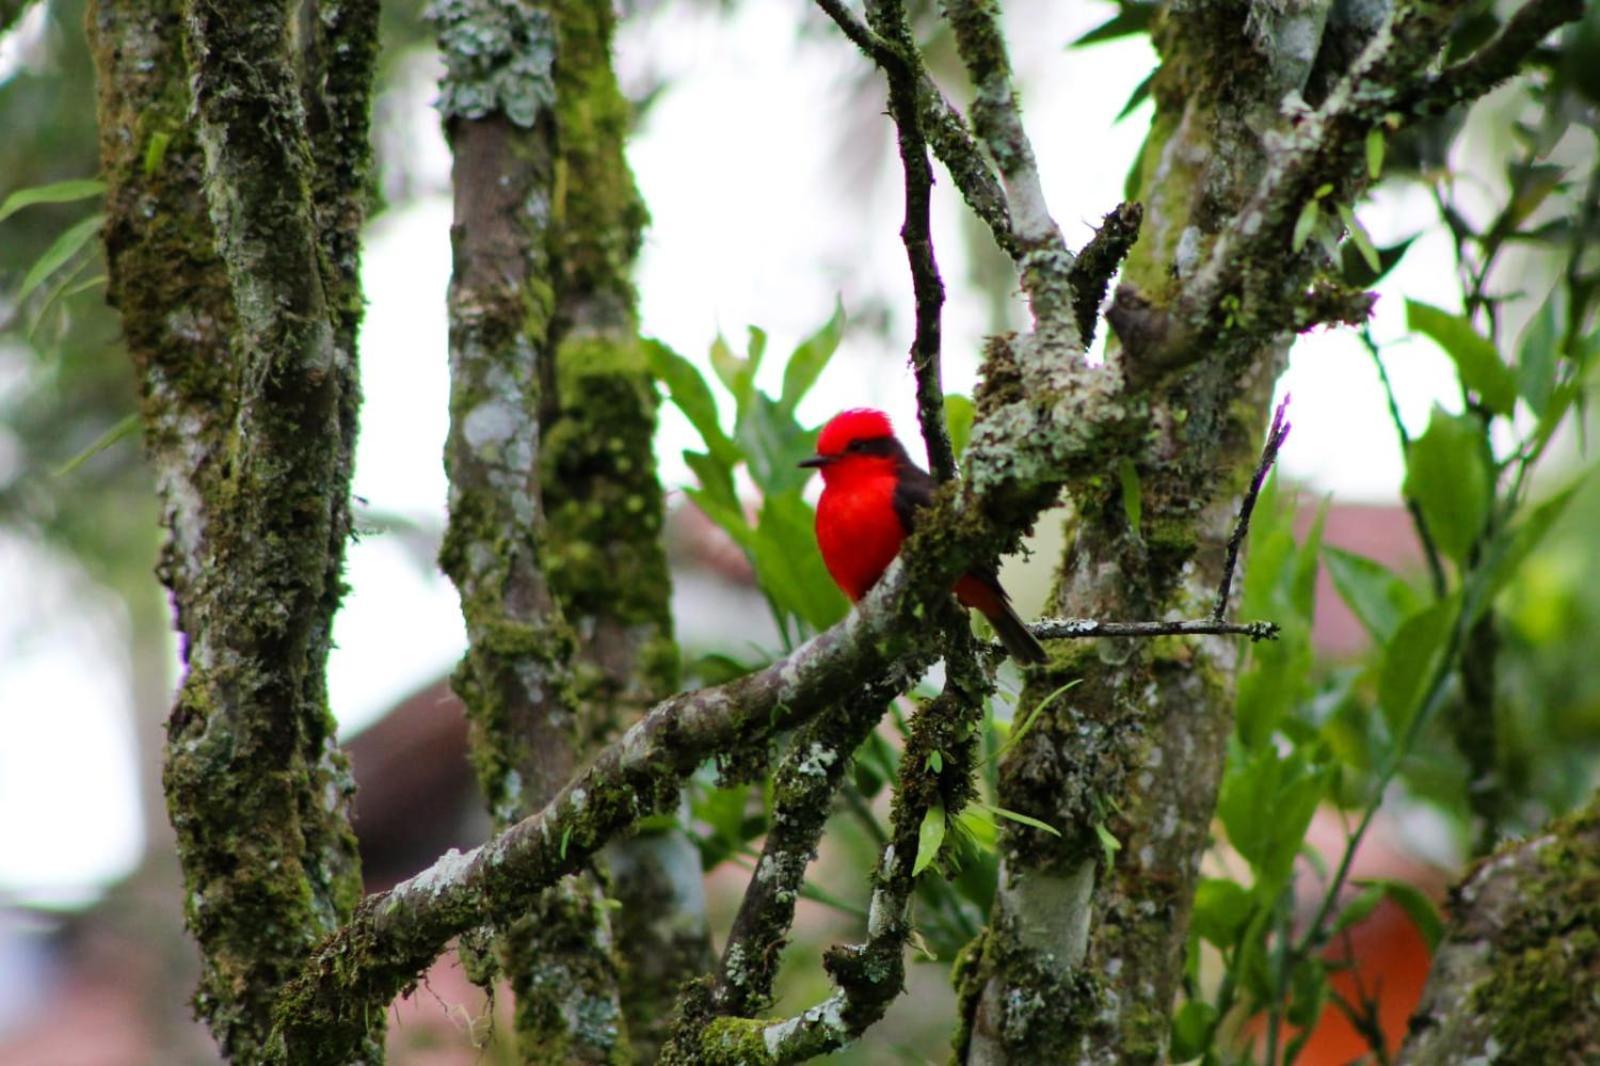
[1170,1000,1219,1062]
[1291,199,1320,253]
[926,749,943,774]
[0,179,106,222]
[737,392,813,496]
[1482,479,1584,603]
[1219,748,1327,891]
[1071,4,1155,47]
[749,490,848,630]
[1366,878,1444,952]
[1378,596,1458,740]
[710,333,755,408]
[944,393,975,460]
[1192,878,1253,947]
[1323,546,1420,644]
[913,802,947,876]
[144,130,173,176]
[1336,204,1380,273]
[646,340,739,467]
[1404,407,1491,564]
[18,213,104,304]
[1118,458,1142,535]
[1516,294,1558,417]
[989,680,1081,766]
[1341,236,1414,287]
[1366,128,1386,180]
[1094,822,1122,866]
[1330,883,1385,937]
[981,802,1061,838]
[778,300,844,413]
[954,804,998,852]
[1406,300,1517,415]
[53,414,140,478]
[1286,957,1329,1029]
[683,449,738,515]
[1115,69,1155,123]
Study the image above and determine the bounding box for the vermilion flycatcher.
[799,408,1047,663]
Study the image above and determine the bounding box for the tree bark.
[89,0,378,1059]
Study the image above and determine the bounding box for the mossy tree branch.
[1398,791,1600,1064]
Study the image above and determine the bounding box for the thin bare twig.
[863,0,955,481]
[1212,394,1292,621]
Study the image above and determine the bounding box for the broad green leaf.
[1406,300,1517,415]
[944,393,975,460]
[1323,546,1420,643]
[778,301,844,413]
[1192,878,1253,948]
[682,449,738,515]
[1516,294,1558,417]
[1170,1000,1219,1062]
[955,804,998,852]
[1482,479,1585,604]
[683,486,752,553]
[737,392,813,495]
[646,340,739,467]
[1291,199,1319,252]
[1378,595,1459,739]
[1219,748,1328,892]
[913,802,947,876]
[1118,458,1142,534]
[18,213,104,303]
[1235,488,1323,749]
[749,490,847,630]
[0,179,105,222]
[1404,408,1491,565]
[709,334,755,408]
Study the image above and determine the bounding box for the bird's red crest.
[815,407,894,457]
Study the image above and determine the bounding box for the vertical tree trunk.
[89,0,379,1059]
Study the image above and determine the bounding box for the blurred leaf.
[737,392,813,496]
[1483,479,1584,603]
[1406,301,1517,415]
[1502,162,1566,234]
[1071,3,1155,46]
[1361,878,1444,951]
[955,804,998,852]
[1378,595,1458,739]
[1192,878,1253,948]
[647,340,739,467]
[913,802,947,876]
[0,178,105,222]
[684,486,752,554]
[1341,235,1414,287]
[982,802,1061,838]
[18,213,104,303]
[710,333,758,408]
[1292,199,1319,253]
[778,300,844,413]
[1094,822,1121,866]
[1329,883,1385,937]
[1170,1000,1219,1062]
[1219,748,1327,892]
[1286,957,1328,1029]
[1116,69,1155,122]
[1516,295,1558,417]
[1323,546,1420,644]
[1236,484,1323,749]
[749,490,847,630]
[1337,204,1380,273]
[1366,128,1385,180]
[1404,408,1491,564]
[944,393,974,460]
[53,414,139,477]
[1118,458,1142,535]
[683,449,738,514]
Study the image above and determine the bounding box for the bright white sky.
[1,1,1493,902]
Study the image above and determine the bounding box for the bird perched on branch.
[799,407,1047,663]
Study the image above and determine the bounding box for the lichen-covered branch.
[938,0,1078,349]
[1413,0,1584,119]
[669,628,992,1065]
[89,0,374,1058]
[1398,792,1600,1064]
[1067,202,1143,349]
[704,690,893,1021]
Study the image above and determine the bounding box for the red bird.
[799,408,1047,664]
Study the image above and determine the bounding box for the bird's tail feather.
[986,600,1047,664]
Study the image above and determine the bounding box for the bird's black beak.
[798,454,832,469]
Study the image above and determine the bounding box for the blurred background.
[1,0,1597,1062]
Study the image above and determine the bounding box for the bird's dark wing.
[891,456,1005,588]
